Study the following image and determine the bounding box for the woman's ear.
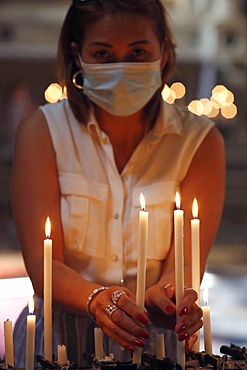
[71,42,81,68]
[161,49,169,69]
[160,39,169,69]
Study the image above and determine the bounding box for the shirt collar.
[87,106,108,140]
[148,100,183,141]
[86,100,183,140]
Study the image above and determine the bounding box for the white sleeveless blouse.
[40,99,214,293]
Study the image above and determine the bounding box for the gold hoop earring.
[72,70,84,90]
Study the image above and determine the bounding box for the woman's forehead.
[82,13,158,44]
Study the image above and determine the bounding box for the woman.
[11,0,225,367]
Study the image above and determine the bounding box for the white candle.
[94,327,104,359]
[191,198,200,351]
[135,193,149,309]
[156,333,165,360]
[174,192,185,370]
[25,296,36,370]
[44,217,52,360]
[202,287,212,355]
[57,344,68,365]
[133,193,149,365]
[4,319,14,367]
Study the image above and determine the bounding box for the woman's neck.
[95,107,146,173]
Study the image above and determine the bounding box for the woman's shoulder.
[17,106,48,139]
[172,103,214,129]
[16,102,70,148]
[16,100,73,143]
[159,101,214,136]
[39,99,69,115]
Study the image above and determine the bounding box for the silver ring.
[184,287,198,297]
[164,283,172,290]
[111,290,126,305]
[184,286,195,292]
[106,304,119,319]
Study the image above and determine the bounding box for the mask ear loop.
[72,70,84,89]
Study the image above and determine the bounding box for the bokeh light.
[221,104,237,119]
[44,83,65,103]
[170,82,186,99]
[44,80,237,121]
[200,98,213,116]
[206,106,220,118]
[188,100,204,116]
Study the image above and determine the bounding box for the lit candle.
[94,327,104,359]
[4,319,14,367]
[57,345,68,365]
[44,217,52,360]
[25,296,36,370]
[174,192,185,369]
[133,193,149,365]
[202,287,212,355]
[191,198,200,351]
[156,333,165,360]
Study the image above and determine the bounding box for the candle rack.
[34,347,247,370]
[1,343,247,370]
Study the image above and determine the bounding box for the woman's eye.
[94,50,112,61]
[132,49,146,57]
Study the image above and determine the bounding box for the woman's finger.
[112,291,149,324]
[175,303,203,340]
[177,287,198,316]
[145,284,176,316]
[185,333,198,352]
[92,286,150,351]
[96,306,147,351]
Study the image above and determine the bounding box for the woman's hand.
[145,283,203,351]
[89,286,149,352]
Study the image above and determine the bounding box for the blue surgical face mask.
[78,57,162,116]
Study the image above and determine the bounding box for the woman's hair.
[56,0,176,127]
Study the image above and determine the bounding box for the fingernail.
[181,307,188,316]
[126,345,134,352]
[179,332,188,341]
[134,339,145,348]
[177,325,186,334]
[138,330,149,339]
[137,314,148,325]
[166,305,175,314]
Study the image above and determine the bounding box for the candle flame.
[175,191,181,209]
[192,198,198,218]
[203,286,209,306]
[45,217,51,238]
[140,193,146,211]
[28,295,35,314]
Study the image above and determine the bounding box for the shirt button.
[114,213,119,219]
[111,254,118,262]
[122,176,129,182]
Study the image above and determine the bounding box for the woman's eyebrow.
[88,40,150,47]
[89,41,112,47]
[128,40,150,46]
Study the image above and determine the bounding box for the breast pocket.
[59,172,108,258]
[132,181,177,261]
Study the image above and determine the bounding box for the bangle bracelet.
[86,286,109,320]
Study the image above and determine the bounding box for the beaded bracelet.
[86,286,109,320]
